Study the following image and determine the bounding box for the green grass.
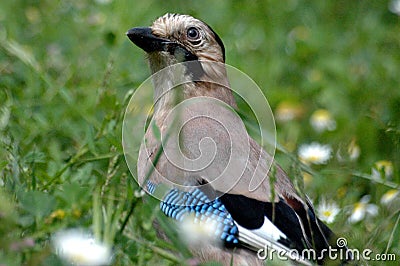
[0,0,399,265]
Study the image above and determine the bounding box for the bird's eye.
[187,27,200,41]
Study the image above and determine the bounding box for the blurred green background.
[0,0,399,265]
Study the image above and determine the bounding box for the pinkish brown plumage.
[126,13,348,265]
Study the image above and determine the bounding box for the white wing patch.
[235,218,312,265]
[252,217,286,240]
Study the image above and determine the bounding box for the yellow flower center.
[308,155,321,162]
[322,210,332,217]
[354,202,364,211]
[312,109,332,122]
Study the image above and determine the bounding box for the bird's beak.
[126,27,173,53]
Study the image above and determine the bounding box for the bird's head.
[127,14,236,115]
[127,13,225,73]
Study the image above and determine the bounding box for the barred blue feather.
[145,182,318,265]
[147,181,240,246]
[145,183,317,265]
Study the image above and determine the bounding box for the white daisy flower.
[316,199,340,224]
[298,142,332,165]
[348,195,378,223]
[180,214,219,246]
[52,229,112,266]
[389,0,400,16]
[310,109,336,133]
[371,160,393,180]
[381,189,399,205]
[134,189,146,198]
[347,140,360,161]
[337,140,361,162]
[274,101,304,122]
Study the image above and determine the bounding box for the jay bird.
[126,13,347,265]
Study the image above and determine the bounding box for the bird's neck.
[183,81,237,107]
[151,61,237,125]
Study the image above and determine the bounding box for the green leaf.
[0,161,8,171]
[18,191,56,219]
[55,182,90,206]
[151,120,161,141]
[17,214,34,227]
[23,151,46,164]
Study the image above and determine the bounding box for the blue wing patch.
[147,181,239,246]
